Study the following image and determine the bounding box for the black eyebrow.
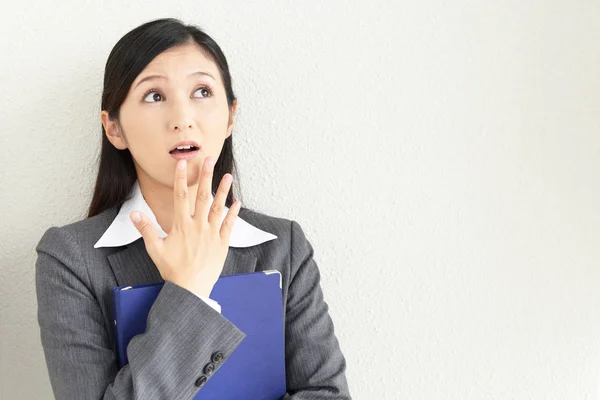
[133,71,216,90]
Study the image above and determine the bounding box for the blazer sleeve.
[282,220,352,399]
[196,294,222,313]
[35,226,246,400]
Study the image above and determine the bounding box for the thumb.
[130,211,159,253]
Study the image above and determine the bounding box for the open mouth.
[169,145,199,154]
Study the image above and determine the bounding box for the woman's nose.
[172,120,194,131]
[169,98,195,132]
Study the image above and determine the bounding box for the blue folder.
[112,270,286,399]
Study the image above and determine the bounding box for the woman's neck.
[137,174,199,235]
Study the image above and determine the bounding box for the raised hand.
[130,156,241,297]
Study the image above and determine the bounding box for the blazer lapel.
[107,237,259,287]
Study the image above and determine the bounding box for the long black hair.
[88,18,242,218]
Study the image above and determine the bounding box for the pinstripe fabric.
[35,205,351,399]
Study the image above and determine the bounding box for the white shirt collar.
[94,180,277,248]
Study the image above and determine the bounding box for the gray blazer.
[35,205,351,399]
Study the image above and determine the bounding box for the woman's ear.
[225,100,237,139]
[101,110,128,150]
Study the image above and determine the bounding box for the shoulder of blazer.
[237,206,294,242]
[36,206,119,255]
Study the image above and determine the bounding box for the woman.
[35,18,350,399]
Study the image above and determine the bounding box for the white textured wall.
[1,1,599,399]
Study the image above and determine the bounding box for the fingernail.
[178,160,187,169]
[131,212,141,223]
[207,157,214,168]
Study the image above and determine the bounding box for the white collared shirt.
[94,180,277,313]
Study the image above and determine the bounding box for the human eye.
[193,85,214,99]
[142,88,163,103]
[141,85,213,103]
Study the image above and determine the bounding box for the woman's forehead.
[137,43,220,83]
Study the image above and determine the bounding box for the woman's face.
[101,42,236,188]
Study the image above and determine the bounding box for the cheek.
[201,98,231,125]
[125,130,165,167]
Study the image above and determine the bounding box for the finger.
[193,156,215,224]
[173,159,190,230]
[208,173,233,228]
[130,211,160,256]
[220,200,241,239]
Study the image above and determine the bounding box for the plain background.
[1,1,599,399]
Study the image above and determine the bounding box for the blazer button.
[211,351,224,364]
[204,362,216,376]
[195,375,207,387]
